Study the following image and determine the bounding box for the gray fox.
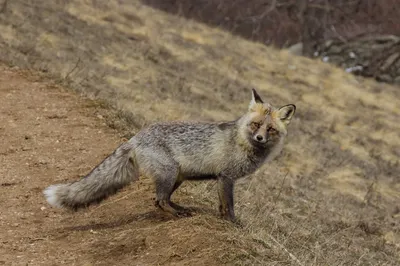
[44,89,296,222]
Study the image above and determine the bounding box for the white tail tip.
[43,185,63,208]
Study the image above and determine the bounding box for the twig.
[330,25,347,43]
[247,0,277,21]
[64,57,81,80]
[269,234,305,266]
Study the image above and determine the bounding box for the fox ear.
[249,88,264,110]
[277,104,296,125]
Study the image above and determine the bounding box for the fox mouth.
[254,138,267,144]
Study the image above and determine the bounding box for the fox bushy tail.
[43,142,139,210]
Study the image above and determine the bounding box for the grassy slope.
[0,0,399,264]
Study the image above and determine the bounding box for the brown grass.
[0,0,399,265]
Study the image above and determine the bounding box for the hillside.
[0,0,399,265]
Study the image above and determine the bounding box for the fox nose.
[256,135,265,142]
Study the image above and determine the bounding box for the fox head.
[240,88,296,149]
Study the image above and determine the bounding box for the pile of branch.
[314,35,400,84]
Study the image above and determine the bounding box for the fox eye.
[250,122,261,130]
[268,127,277,134]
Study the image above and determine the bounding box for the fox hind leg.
[152,165,191,217]
[155,179,191,217]
[169,180,191,213]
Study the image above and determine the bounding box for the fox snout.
[254,134,267,143]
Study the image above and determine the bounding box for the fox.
[43,89,296,222]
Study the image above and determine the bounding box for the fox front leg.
[217,177,235,222]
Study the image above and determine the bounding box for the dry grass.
[0,0,399,265]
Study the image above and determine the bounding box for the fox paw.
[175,210,192,217]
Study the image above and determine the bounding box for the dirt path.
[0,65,123,264]
[0,66,245,266]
